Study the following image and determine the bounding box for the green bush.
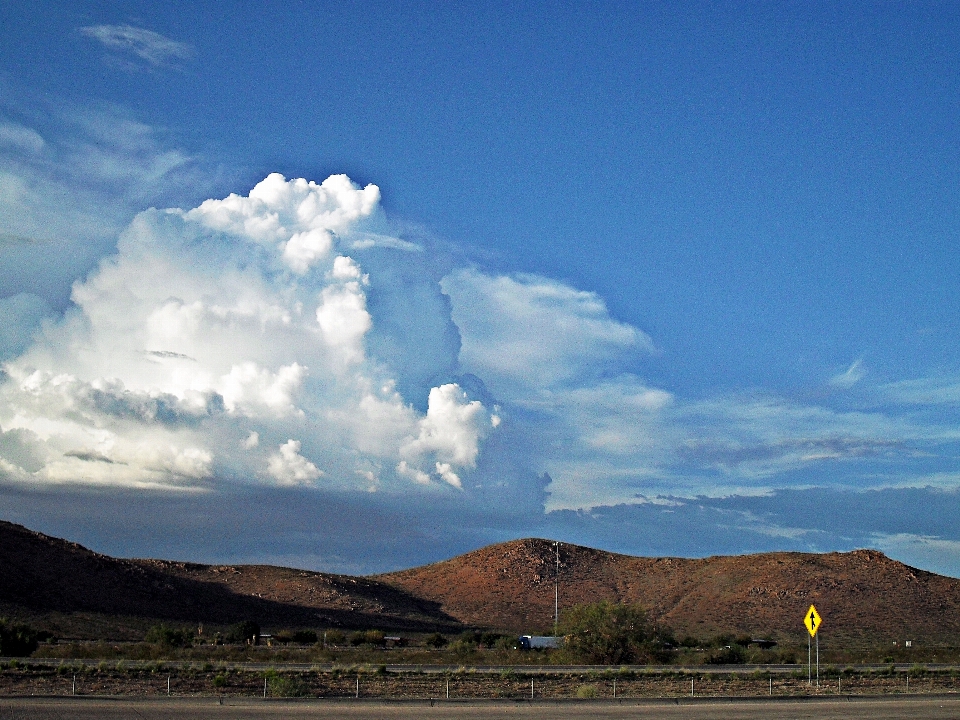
[450,639,479,656]
[267,673,310,697]
[706,645,746,665]
[324,630,346,646]
[560,601,668,664]
[576,684,600,698]
[144,623,192,647]
[349,629,384,646]
[457,630,482,645]
[424,632,448,648]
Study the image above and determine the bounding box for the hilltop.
[379,538,960,643]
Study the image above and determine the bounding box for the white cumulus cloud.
[442,269,654,397]
[0,174,496,493]
[268,439,323,486]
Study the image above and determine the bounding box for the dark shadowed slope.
[0,520,459,639]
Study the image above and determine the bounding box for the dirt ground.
[2,666,959,700]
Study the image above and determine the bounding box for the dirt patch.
[4,665,960,700]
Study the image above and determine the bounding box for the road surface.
[3,696,960,719]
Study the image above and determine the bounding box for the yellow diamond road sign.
[804,604,822,637]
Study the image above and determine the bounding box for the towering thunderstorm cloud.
[0,174,500,493]
[1,172,916,525]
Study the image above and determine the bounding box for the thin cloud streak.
[80,25,193,67]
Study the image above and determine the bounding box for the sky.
[1,1,959,576]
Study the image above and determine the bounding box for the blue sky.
[1,1,959,576]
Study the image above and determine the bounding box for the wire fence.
[3,665,960,699]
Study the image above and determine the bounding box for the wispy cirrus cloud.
[0,102,206,314]
[830,358,865,388]
[880,376,960,406]
[80,25,193,67]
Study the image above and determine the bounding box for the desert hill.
[0,520,459,639]
[378,538,960,644]
[4,520,960,644]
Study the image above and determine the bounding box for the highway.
[3,696,960,720]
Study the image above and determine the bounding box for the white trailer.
[517,635,561,650]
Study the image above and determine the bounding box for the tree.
[226,620,260,644]
[560,600,667,665]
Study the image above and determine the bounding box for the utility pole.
[553,541,560,637]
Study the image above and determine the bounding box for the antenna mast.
[553,541,560,637]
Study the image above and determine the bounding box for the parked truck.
[516,635,561,650]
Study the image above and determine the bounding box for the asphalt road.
[3,696,960,720]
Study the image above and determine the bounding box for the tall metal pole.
[554,542,560,637]
[808,633,811,685]
[816,633,819,687]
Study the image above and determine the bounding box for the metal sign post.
[804,605,822,688]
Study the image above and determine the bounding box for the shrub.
[457,631,482,646]
[293,630,318,644]
[706,645,746,665]
[424,632,448,648]
[479,632,504,648]
[266,673,309,697]
[777,649,798,664]
[145,623,192,648]
[576,684,599,698]
[0,620,39,657]
[350,629,384,646]
[708,634,733,648]
[324,630,346,646]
